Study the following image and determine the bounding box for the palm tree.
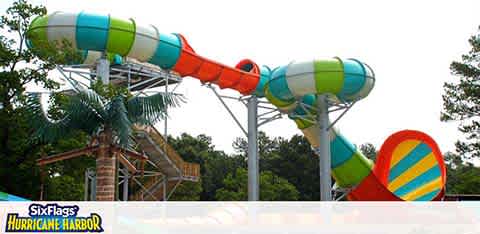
[26,87,183,201]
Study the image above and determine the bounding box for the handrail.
[134,124,200,178]
[183,162,200,178]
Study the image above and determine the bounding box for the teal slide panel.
[415,189,440,201]
[392,166,441,197]
[76,12,110,51]
[254,65,271,97]
[268,66,294,102]
[148,33,182,69]
[330,133,356,168]
[388,143,432,182]
[338,59,366,100]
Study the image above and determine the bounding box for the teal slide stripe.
[148,33,182,69]
[331,134,356,168]
[393,166,441,197]
[415,189,440,201]
[388,143,432,182]
[7,194,29,201]
[338,59,366,99]
[254,65,271,97]
[268,66,294,102]
[76,12,109,51]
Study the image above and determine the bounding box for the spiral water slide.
[27,12,446,201]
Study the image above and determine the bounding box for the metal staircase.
[131,125,200,201]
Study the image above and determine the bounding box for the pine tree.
[441,26,480,159]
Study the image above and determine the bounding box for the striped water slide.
[27,12,446,201]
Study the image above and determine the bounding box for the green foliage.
[441,25,480,159]
[215,168,299,201]
[26,87,183,147]
[169,133,244,200]
[127,90,184,125]
[215,168,247,201]
[170,132,319,201]
[168,181,203,201]
[233,133,320,200]
[45,175,84,201]
[359,143,377,161]
[444,152,480,194]
[91,80,130,99]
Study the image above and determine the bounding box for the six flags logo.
[4,203,103,233]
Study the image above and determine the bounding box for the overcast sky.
[1,0,479,154]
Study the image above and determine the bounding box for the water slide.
[0,191,29,201]
[27,12,446,201]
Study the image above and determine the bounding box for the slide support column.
[96,54,110,84]
[247,96,259,201]
[317,95,332,201]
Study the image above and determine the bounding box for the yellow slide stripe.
[388,153,437,191]
[401,177,442,201]
[389,140,421,168]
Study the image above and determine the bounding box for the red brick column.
[95,132,116,201]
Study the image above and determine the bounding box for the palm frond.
[127,92,185,125]
[106,95,132,147]
[63,90,106,135]
[25,93,74,143]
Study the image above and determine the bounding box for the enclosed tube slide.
[27,12,446,201]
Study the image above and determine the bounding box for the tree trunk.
[95,130,115,201]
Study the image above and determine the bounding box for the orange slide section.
[172,34,260,94]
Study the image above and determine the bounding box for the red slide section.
[172,34,260,95]
[349,172,444,201]
[348,172,403,201]
[349,130,445,201]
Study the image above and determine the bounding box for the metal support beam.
[84,170,89,201]
[163,177,167,201]
[207,86,282,202]
[166,179,182,200]
[328,102,355,130]
[317,95,332,201]
[209,85,248,137]
[123,168,129,201]
[96,55,110,84]
[57,66,83,92]
[89,169,96,201]
[132,177,158,200]
[247,96,259,201]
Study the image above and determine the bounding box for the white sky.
[1,0,479,154]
